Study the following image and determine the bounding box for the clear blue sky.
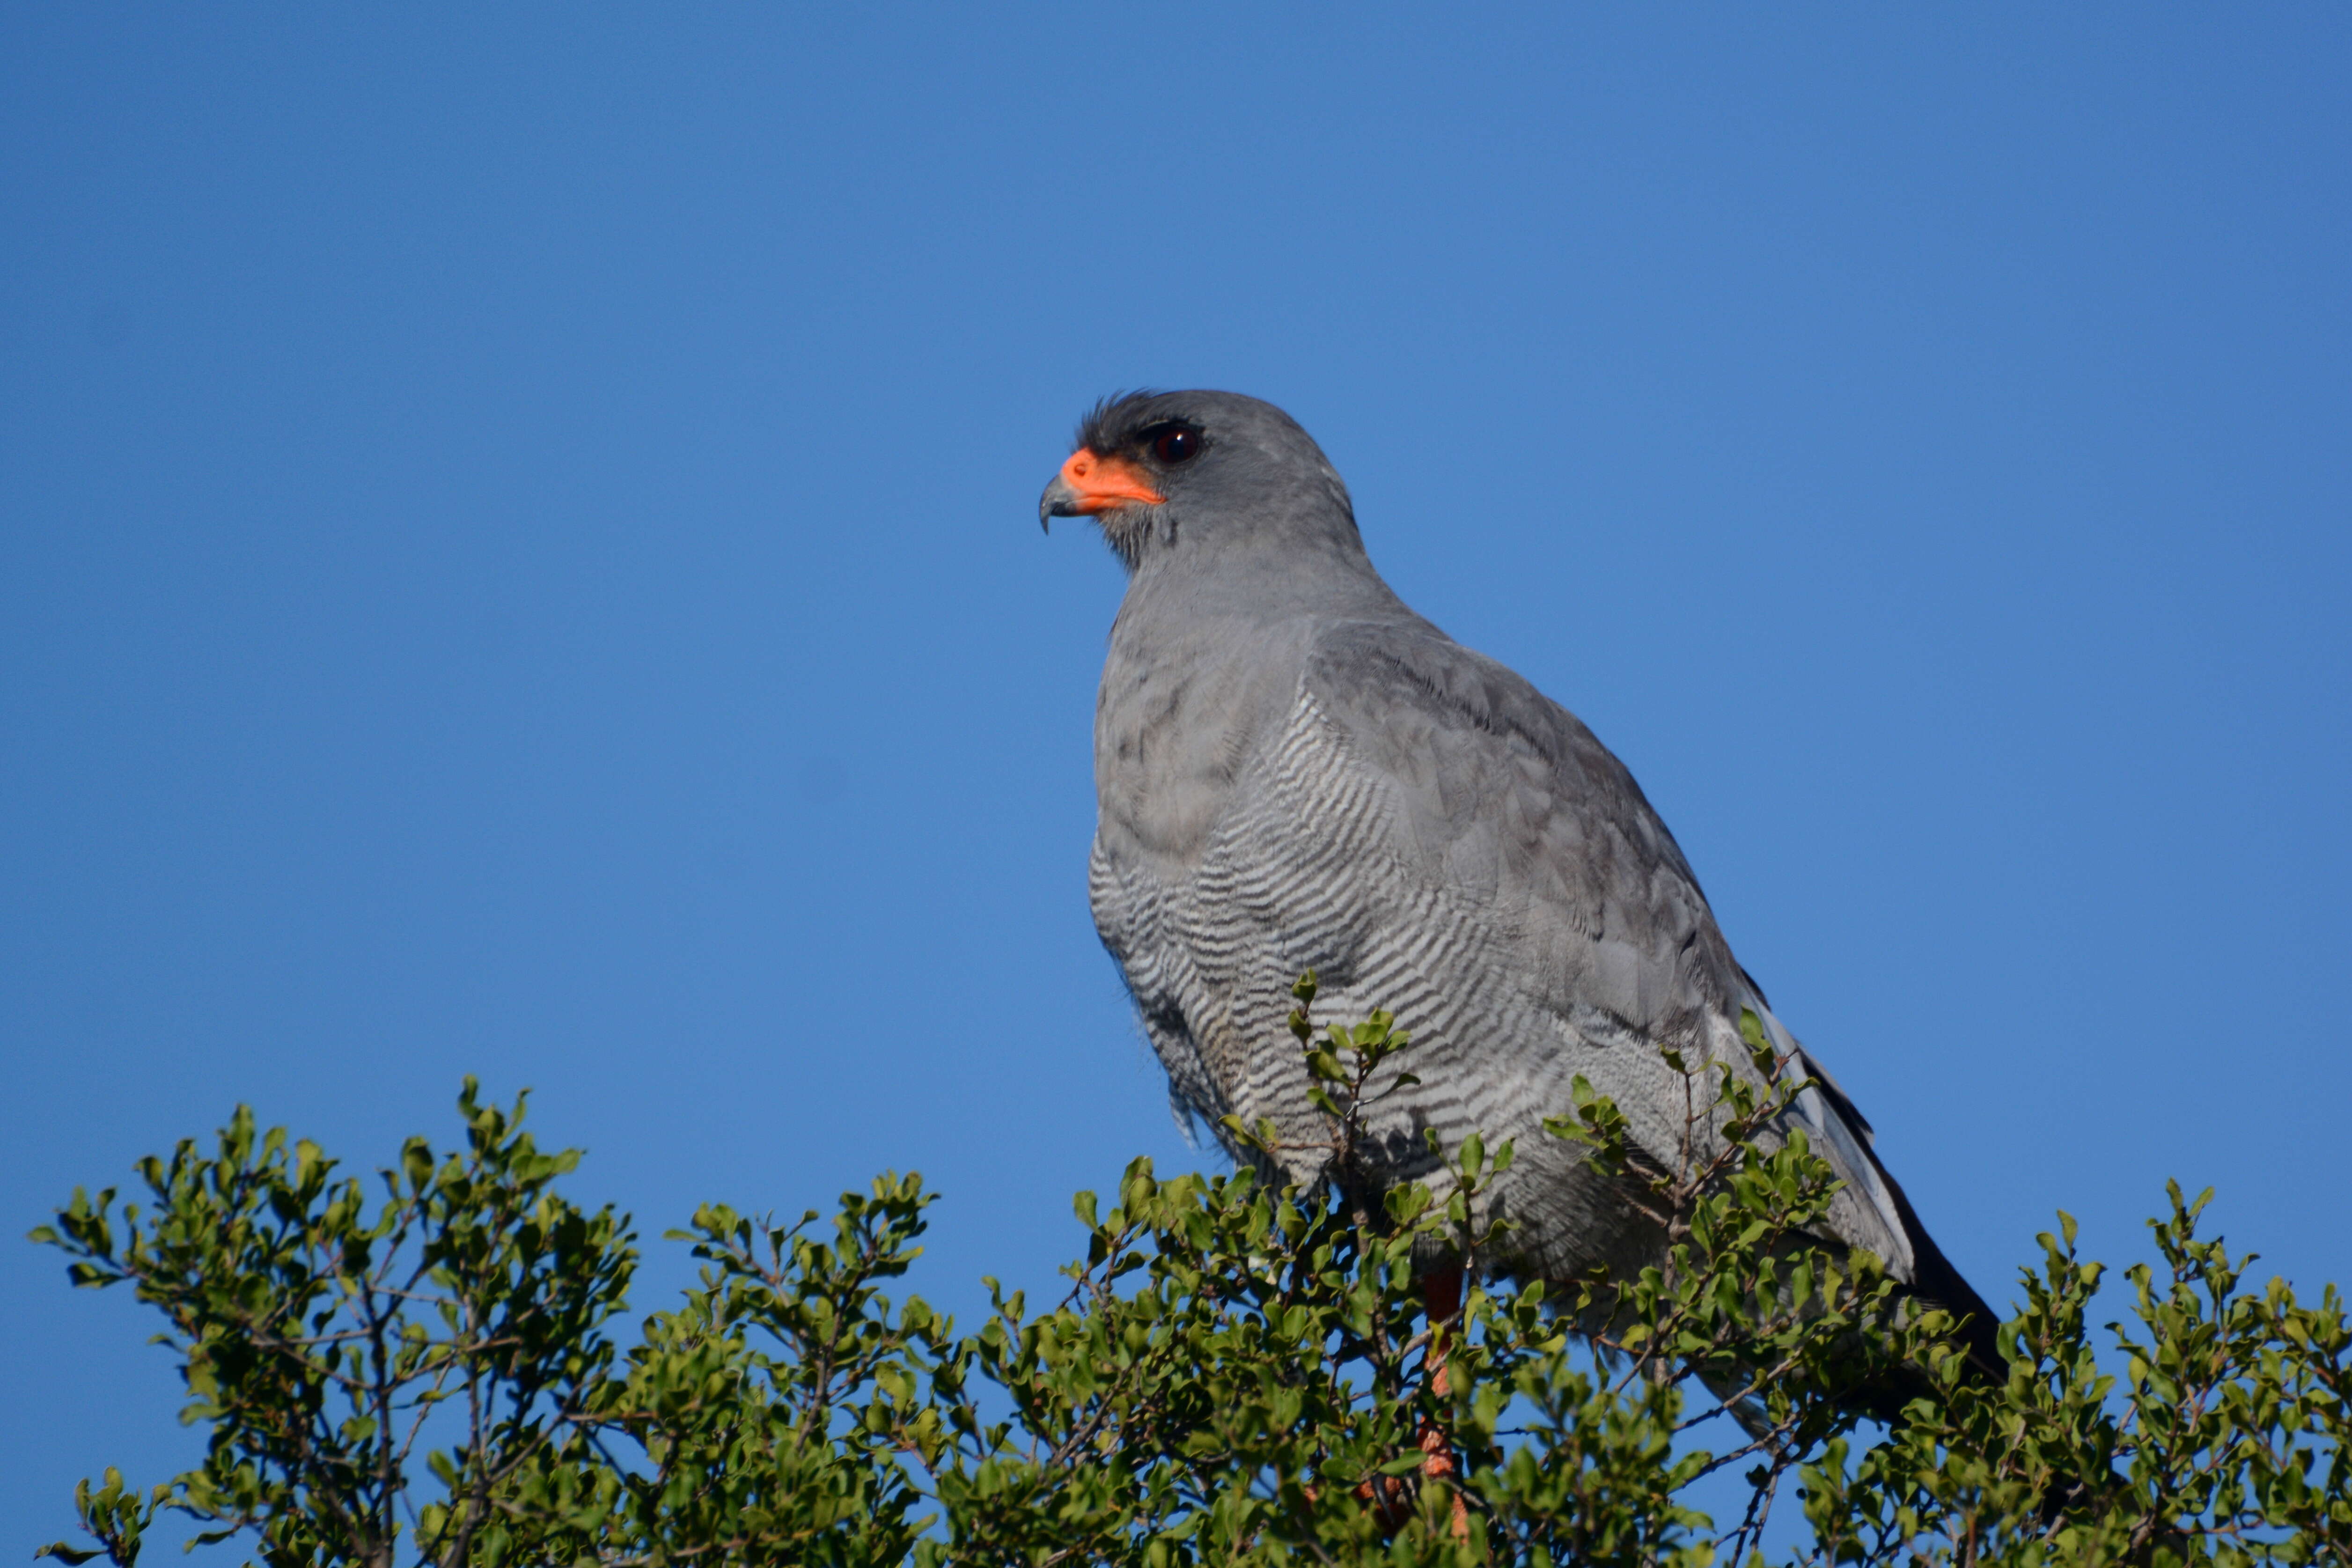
[5,6,2347,1550]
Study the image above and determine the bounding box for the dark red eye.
[1151,426,1200,464]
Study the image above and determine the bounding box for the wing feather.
[1295,619,1923,1277]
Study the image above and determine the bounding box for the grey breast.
[1088,589,1920,1287]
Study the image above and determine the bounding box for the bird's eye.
[1150,426,1200,464]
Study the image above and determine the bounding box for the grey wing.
[1288,619,1922,1280]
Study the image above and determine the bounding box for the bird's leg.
[1343,1266,1472,1539]
[1418,1265,1470,1540]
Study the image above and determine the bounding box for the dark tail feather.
[1876,1162,2007,1387]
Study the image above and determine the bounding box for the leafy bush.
[35,981,2351,1566]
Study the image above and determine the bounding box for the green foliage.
[33,1080,632,1568]
[1801,1193,2352,1565]
[35,986,2352,1566]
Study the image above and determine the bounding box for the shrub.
[35,981,2350,1566]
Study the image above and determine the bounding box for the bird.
[1040,388,2002,1405]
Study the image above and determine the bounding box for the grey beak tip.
[1039,477,1083,533]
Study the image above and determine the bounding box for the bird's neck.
[1095,537,1407,867]
[1120,517,1401,626]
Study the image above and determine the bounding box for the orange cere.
[1058,449,1165,511]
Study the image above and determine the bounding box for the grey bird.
[1042,389,2001,1391]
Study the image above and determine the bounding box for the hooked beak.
[1039,448,1166,531]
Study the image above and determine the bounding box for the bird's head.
[1040,390,1357,571]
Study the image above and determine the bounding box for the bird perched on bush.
[1041,390,2000,1395]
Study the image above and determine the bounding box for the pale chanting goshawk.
[1042,389,1999,1381]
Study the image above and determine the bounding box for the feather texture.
[1063,389,1996,1369]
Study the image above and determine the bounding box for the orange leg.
[1324,1266,1473,1540]
[1418,1266,1470,1539]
